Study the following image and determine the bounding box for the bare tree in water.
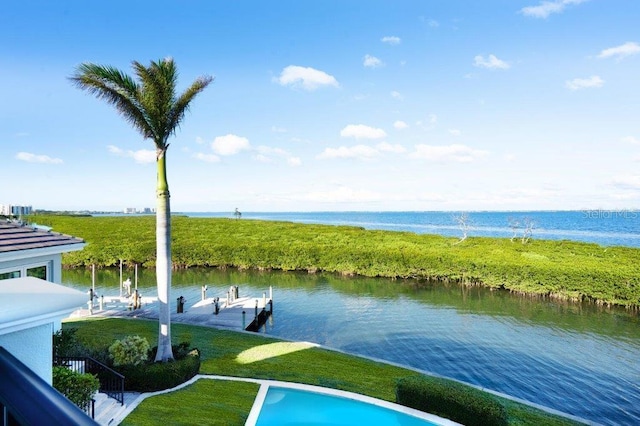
[508,217,520,242]
[522,217,534,244]
[453,212,470,244]
[508,216,534,244]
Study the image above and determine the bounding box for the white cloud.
[195,136,205,145]
[276,65,339,91]
[390,91,403,100]
[305,186,381,203]
[610,175,640,190]
[426,19,439,28]
[410,144,488,162]
[474,54,510,70]
[597,42,640,60]
[622,136,640,145]
[565,75,604,90]
[212,134,250,156]
[381,36,401,45]
[107,145,155,164]
[363,54,384,68]
[340,124,387,140]
[317,145,380,160]
[193,152,220,163]
[449,129,461,136]
[15,152,63,164]
[393,120,408,130]
[609,192,640,200]
[271,126,287,133]
[255,145,301,166]
[376,142,406,154]
[520,0,588,19]
[287,157,302,167]
[416,114,438,129]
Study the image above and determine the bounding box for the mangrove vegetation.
[36,214,640,309]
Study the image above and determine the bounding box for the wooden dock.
[70,286,273,332]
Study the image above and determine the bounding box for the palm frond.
[168,75,214,136]
[71,58,211,150]
[69,63,155,140]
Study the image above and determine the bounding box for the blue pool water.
[254,387,442,426]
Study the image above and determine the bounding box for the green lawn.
[120,380,259,426]
[65,318,583,425]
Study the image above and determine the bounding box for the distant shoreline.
[38,214,640,309]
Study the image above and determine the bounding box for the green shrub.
[396,375,508,426]
[109,335,150,366]
[53,328,91,360]
[52,366,100,408]
[117,347,201,392]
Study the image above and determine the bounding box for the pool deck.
[100,375,463,426]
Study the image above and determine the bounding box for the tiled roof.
[0,221,84,254]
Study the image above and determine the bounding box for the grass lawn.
[65,317,584,425]
[120,379,259,426]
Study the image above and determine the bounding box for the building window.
[27,265,47,280]
[0,270,20,280]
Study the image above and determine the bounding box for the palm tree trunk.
[154,148,174,362]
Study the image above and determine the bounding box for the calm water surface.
[63,268,640,425]
[183,210,640,248]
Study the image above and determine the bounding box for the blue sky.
[2,0,639,212]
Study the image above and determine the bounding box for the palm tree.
[71,58,212,361]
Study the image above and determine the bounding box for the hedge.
[396,375,508,426]
[115,346,201,392]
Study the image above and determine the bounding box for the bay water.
[63,267,640,425]
[183,210,640,248]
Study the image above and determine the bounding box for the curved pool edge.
[225,334,600,426]
[243,379,462,426]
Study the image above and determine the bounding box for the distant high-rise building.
[124,207,137,214]
[12,205,32,216]
[1,204,32,216]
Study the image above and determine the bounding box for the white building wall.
[0,323,54,384]
[0,254,59,283]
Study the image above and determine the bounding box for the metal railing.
[79,398,96,420]
[0,347,98,425]
[55,356,125,405]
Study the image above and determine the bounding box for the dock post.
[242,311,246,329]
[135,264,138,290]
[119,260,123,297]
[269,286,273,301]
[263,292,266,308]
[202,285,207,301]
[255,299,258,320]
[91,264,96,297]
[269,299,273,314]
[99,295,104,311]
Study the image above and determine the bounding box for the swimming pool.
[247,384,459,426]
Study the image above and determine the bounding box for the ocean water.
[183,210,640,248]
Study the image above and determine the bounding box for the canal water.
[62,267,640,425]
